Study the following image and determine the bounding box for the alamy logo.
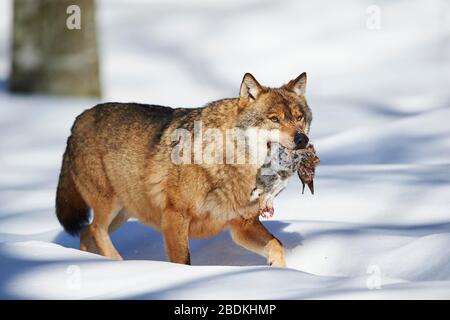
[66,5,81,30]
[366,265,382,290]
[66,265,81,290]
[170,121,284,171]
[366,5,381,30]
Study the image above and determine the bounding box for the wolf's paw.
[269,257,287,267]
[265,239,286,267]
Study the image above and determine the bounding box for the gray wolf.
[56,72,312,266]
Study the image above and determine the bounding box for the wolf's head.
[236,73,312,150]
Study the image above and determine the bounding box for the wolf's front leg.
[229,217,286,267]
[161,209,191,265]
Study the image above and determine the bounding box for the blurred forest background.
[10,0,100,97]
[3,0,449,106]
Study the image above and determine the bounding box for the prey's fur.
[251,144,319,218]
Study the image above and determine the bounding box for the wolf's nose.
[294,132,309,149]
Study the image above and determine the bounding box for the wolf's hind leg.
[108,209,130,233]
[89,202,123,260]
[229,217,286,267]
[80,227,97,253]
[80,209,129,254]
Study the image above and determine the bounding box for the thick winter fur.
[55,73,312,266]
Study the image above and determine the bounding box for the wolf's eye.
[296,116,303,122]
[270,116,279,123]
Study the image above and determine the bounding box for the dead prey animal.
[250,143,320,218]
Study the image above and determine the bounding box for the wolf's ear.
[284,72,307,96]
[240,73,263,101]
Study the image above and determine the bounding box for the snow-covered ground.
[0,0,450,299]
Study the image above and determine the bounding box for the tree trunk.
[9,0,101,97]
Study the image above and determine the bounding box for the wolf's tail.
[55,142,90,236]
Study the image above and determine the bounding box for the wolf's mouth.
[267,141,290,152]
[268,141,301,153]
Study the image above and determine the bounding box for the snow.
[0,0,450,299]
